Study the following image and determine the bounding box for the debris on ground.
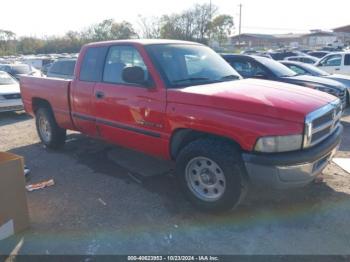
[313,175,324,184]
[26,179,55,192]
[24,165,30,177]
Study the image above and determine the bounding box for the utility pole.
[239,3,242,35]
[209,0,212,43]
[237,3,242,49]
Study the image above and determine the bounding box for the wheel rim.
[185,156,226,202]
[38,114,52,143]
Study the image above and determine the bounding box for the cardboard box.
[0,152,30,240]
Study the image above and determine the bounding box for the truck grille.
[339,90,347,106]
[303,99,342,148]
[3,93,21,100]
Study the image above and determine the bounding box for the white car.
[0,71,23,112]
[315,52,350,76]
[284,55,319,64]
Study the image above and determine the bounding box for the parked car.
[268,51,305,60]
[281,60,350,105]
[0,63,41,81]
[47,59,76,79]
[307,51,330,59]
[221,54,348,106]
[315,52,350,76]
[0,71,23,112]
[284,55,319,64]
[20,39,343,212]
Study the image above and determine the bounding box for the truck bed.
[20,76,74,130]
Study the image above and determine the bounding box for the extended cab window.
[80,46,108,82]
[103,45,148,84]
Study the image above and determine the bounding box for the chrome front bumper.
[242,125,342,189]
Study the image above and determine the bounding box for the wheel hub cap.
[185,157,226,202]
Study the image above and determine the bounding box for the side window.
[229,60,268,78]
[229,60,254,77]
[103,45,148,84]
[289,65,306,75]
[320,55,342,67]
[61,61,76,76]
[49,61,62,74]
[345,54,350,66]
[80,46,108,82]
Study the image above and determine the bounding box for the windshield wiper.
[172,77,210,84]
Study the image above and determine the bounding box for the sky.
[1,0,349,37]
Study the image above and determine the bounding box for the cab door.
[70,46,108,136]
[93,44,168,157]
[317,54,343,74]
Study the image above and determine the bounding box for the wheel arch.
[32,97,53,113]
[169,128,242,160]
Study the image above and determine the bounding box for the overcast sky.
[1,0,349,37]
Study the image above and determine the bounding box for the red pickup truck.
[20,40,343,212]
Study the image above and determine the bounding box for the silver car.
[0,71,23,112]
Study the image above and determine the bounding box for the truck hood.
[0,84,20,94]
[282,75,346,91]
[167,79,337,123]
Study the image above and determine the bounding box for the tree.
[211,15,234,46]
[0,29,16,55]
[111,21,138,39]
[138,16,161,39]
[192,3,218,43]
[84,19,138,41]
[159,3,217,43]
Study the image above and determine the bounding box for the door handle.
[335,68,340,71]
[95,91,105,99]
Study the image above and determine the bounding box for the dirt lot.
[0,110,350,255]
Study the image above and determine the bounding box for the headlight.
[254,134,303,153]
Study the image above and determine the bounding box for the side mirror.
[122,66,147,86]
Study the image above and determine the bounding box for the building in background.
[333,25,350,46]
[229,25,350,50]
[301,30,337,49]
[230,33,303,49]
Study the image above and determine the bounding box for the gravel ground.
[0,109,350,255]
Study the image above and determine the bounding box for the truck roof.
[84,39,203,48]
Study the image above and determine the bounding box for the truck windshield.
[146,44,241,88]
[0,71,17,85]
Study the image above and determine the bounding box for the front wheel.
[35,107,66,149]
[176,139,248,212]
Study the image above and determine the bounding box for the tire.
[35,107,66,149]
[176,138,248,212]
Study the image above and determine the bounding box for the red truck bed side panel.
[20,76,75,130]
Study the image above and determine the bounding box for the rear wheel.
[35,107,66,149]
[176,138,248,212]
